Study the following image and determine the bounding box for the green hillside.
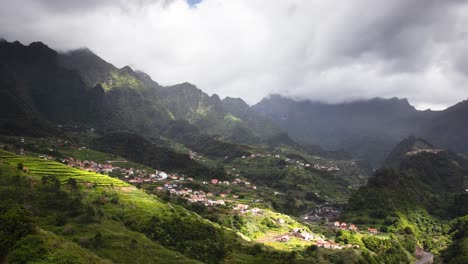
[0,149,326,263]
[342,139,468,260]
[0,150,128,187]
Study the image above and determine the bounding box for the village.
[59,155,264,210]
[56,152,376,250]
[13,138,371,251]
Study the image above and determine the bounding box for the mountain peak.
[58,47,117,86]
[222,97,250,109]
[28,41,49,48]
[383,136,439,168]
[119,65,136,76]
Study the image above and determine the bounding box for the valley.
[0,38,467,263]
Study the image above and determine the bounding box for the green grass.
[0,149,128,187]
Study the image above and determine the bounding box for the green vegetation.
[443,216,468,263]
[343,149,468,260]
[0,149,329,263]
[58,148,151,170]
[100,70,146,91]
[225,155,351,215]
[0,149,127,187]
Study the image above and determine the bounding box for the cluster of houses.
[188,150,207,162]
[153,178,259,211]
[237,153,341,172]
[274,154,341,172]
[128,171,193,184]
[313,164,340,172]
[275,228,316,243]
[232,204,263,214]
[333,222,379,234]
[61,157,128,175]
[302,206,341,223]
[161,187,228,207]
[59,154,261,212]
[203,178,255,189]
[38,154,55,160]
[316,239,357,250]
[333,221,358,231]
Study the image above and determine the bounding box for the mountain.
[343,137,468,257]
[383,136,436,169]
[252,94,468,167]
[0,40,103,130]
[252,94,429,167]
[57,45,296,148]
[58,47,117,87]
[345,142,468,219]
[221,96,284,142]
[421,99,468,153]
[0,40,260,160]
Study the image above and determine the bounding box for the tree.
[67,178,77,189]
[93,231,103,248]
[0,203,34,256]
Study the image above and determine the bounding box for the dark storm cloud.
[0,0,467,109]
[326,0,465,73]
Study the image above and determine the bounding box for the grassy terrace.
[58,148,152,170]
[0,149,128,187]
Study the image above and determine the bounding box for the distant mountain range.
[253,94,468,167]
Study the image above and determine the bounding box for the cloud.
[1,0,468,110]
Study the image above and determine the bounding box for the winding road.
[415,252,433,264]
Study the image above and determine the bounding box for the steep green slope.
[58,48,117,88]
[158,83,263,144]
[443,216,468,264]
[343,138,468,258]
[0,149,323,263]
[0,40,102,134]
[92,131,228,178]
[0,153,203,263]
[222,96,283,141]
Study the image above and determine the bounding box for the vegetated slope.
[59,47,312,151]
[0,40,256,161]
[0,150,203,263]
[92,131,227,178]
[0,149,306,264]
[442,216,468,264]
[253,95,468,167]
[252,95,426,166]
[0,40,100,136]
[343,137,468,257]
[221,97,283,141]
[383,136,436,169]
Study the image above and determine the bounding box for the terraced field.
[0,149,128,187]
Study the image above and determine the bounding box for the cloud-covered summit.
[1,0,467,109]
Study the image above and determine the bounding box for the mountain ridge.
[252,94,467,167]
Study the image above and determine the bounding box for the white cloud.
[1,0,468,109]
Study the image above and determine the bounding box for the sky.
[1,0,468,110]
